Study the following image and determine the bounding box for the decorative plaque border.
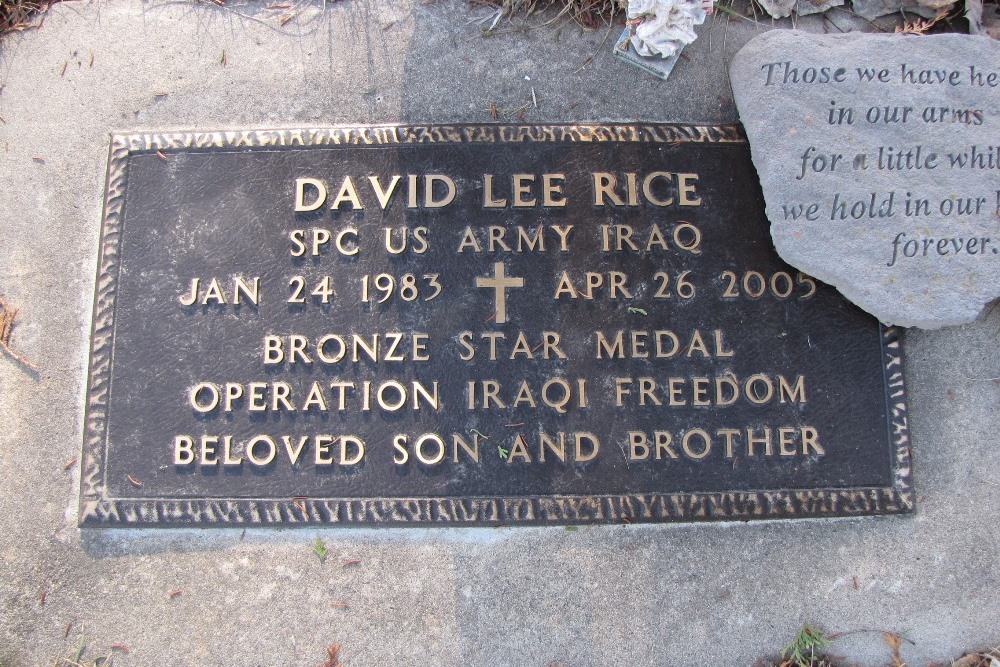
[79,124,914,527]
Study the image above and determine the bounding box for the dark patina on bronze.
[79,124,913,527]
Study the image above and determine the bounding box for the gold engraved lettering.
[458,225,572,254]
[452,434,480,463]
[488,227,512,252]
[368,175,401,208]
[623,426,824,463]
[682,429,711,460]
[201,435,219,465]
[779,375,806,403]
[457,227,482,253]
[398,432,478,467]
[609,374,806,408]
[330,382,353,410]
[247,435,277,465]
[508,435,531,462]
[517,226,544,252]
[331,176,364,210]
[598,222,702,254]
[687,331,710,357]
[628,431,649,460]
[424,174,456,208]
[554,271,633,300]
[180,276,263,307]
[272,382,295,411]
[283,435,309,464]
[779,427,797,456]
[678,173,701,206]
[483,174,507,208]
[315,434,336,464]
[457,331,566,361]
[414,433,447,464]
[288,228,359,257]
[407,174,419,208]
[189,383,220,413]
[222,436,241,465]
[223,384,243,411]
[714,330,734,357]
[642,172,674,206]
[718,428,741,458]
[638,378,660,406]
[592,172,701,207]
[295,177,327,211]
[802,427,824,455]
[625,172,640,206]
[745,374,774,404]
[505,431,599,463]
[539,432,565,462]
[635,431,681,460]
[542,174,567,207]
[746,428,773,456]
[576,433,599,461]
[481,173,567,208]
[715,377,739,407]
[552,225,572,250]
[595,329,732,359]
[593,172,625,206]
[248,382,267,411]
[512,382,537,407]
[393,434,409,464]
[186,380,439,413]
[467,378,585,412]
[340,436,365,464]
[668,378,686,406]
[202,278,225,304]
[512,174,536,207]
[554,272,578,299]
[262,333,431,364]
[691,377,711,406]
[614,378,631,407]
[384,227,429,255]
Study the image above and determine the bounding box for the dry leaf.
[895,11,948,33]
[883,632,905,667]
[320,643,343,667]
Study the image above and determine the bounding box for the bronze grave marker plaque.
[79,124,913,526]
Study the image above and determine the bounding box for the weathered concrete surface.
[0,2,997,666]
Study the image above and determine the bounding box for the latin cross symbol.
[475,262,524,325]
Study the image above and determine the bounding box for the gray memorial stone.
[757,0,844,19]
[731,31,1000,328]
[849,0,937,20]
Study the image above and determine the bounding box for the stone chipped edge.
[78,124,912,528]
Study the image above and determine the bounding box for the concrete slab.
[0,2,997,666]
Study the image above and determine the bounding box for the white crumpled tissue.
[627,0,714,59]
